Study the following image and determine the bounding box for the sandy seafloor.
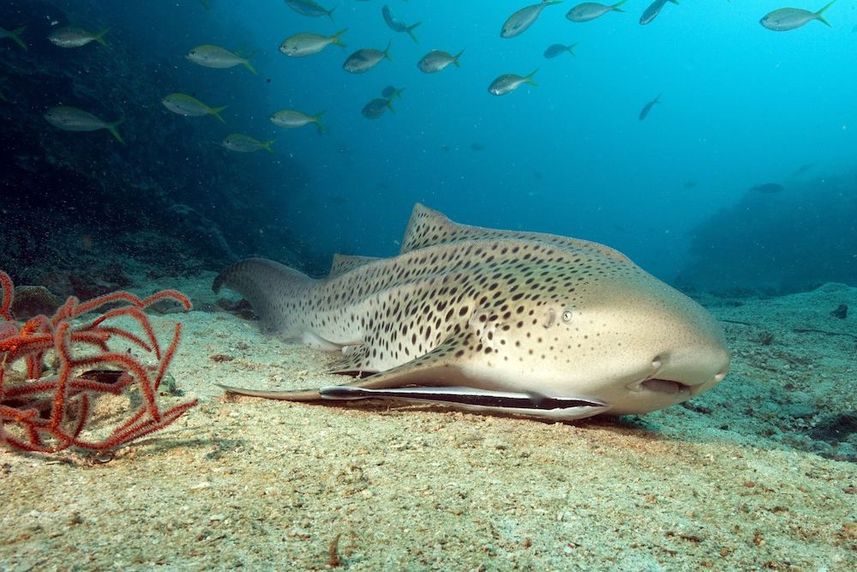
[1,274,855,571]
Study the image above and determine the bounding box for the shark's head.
[551,270,730,415]
[461,243,730,417]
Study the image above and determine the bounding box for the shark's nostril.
[651,355,663,370]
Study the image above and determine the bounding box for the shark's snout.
[631,343,730,400]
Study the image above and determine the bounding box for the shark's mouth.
[640,378,692,395]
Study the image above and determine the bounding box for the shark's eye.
[561,310,573,323]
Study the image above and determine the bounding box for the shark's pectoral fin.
[218,331,609,420]
[319,385,609,420]
[328,344,377,377]
[218,332,475,401]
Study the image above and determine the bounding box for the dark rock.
[10,285,62,319]
[809,412,857,444]
[216,298,257,321]
[831,304,848,319]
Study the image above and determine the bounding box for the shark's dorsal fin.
[400,203,632,263]
[328,253,380,278]
[400,203,456,253]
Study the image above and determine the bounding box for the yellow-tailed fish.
[162,93,227,123]
[44,106,124,143]
[48,27,108,48]
[186,44,256,74]
[222,133,275,153]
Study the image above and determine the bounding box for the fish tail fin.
[568,43,577,56]
[612,0,628,12]
[386,99,395,114]
[94,28,109,46]
[211,105,228,123]
[106,118,124,144]
[326,6,336,22]
[406,22,421,43]
[313,111,326,134]
[9,26,26,50]
[262,140,275,153]
[242,57,257,74]
[669,0,679,4]
[525,68,539,86]
[384,40,392,61]
[453,49,464,66]
[332,28,348,47]
[815,0,836,25]
[213,258,317,337]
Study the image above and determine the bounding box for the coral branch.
[0,271,197,454]
[0,271,13,321]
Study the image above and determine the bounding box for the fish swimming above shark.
[215,204,729,420]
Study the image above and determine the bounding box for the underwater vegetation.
[0,270,196,454]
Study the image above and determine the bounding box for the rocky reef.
[0,0,312,298]
[677,171,857,295]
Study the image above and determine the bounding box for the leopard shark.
[213,204,729,420]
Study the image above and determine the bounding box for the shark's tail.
[213,257,317,336]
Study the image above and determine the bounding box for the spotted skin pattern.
[400,203,632,264]
[214,204,729,419]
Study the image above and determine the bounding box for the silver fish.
[215,204,729,421]
[382,5,421,43]
[381,85,405,99]
[488,69,538,96]
[279,29,347,57]
[501,1,562,39]
[417,49,463,73]
[186,44,256,74]
[47,27,108,48]
[544,43,577,58]
[639,0,678,26]
[285,0,335,20]
[566,0,627,22]
[361,97,393,119]
[638,93,661,121]
[222,133,275,153]
[760,1,836,32]
[162,93,227,123]
[270,109,325,133]
[44,106,123,143]
[343,42,391,73]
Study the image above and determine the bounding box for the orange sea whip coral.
[0,270,197,454]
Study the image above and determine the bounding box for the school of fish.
[0,1,839,148]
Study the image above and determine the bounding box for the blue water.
[216,0,857,281]
[4,0,856,288]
